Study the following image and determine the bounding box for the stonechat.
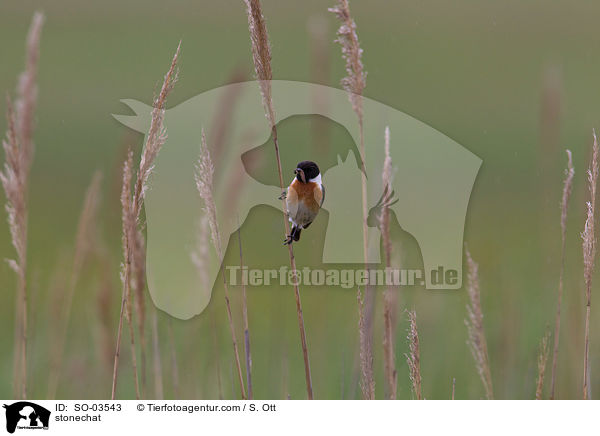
[283,160,324,245]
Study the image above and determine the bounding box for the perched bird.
[283,160,325,245]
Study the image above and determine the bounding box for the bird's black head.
[294,161,320,183]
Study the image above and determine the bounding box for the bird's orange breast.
[290,179,321,212]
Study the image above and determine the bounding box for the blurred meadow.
[1,0,600,399]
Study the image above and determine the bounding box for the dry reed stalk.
[308,15,330,87]
[167,318,180,398]
[96,248,115,374]
[132,229,147,397]
[111,150,140,399]
[464,247,494,399]
[308,15,331,150]
[237,224,253,399]
[195,129,246,399]
[1,12,44,400]
[191,215,224,399]
[208,68,246,174]
[151,309,163,399]
[357,288,375,399]
[452,378,456,400]
[111,43,180,400]
[406,310,422,400]
[244,0,313,399]
[380,127,397,400]
[136,42,180,397]
[550,150,574,399]
[535,328,551,400]
[47,172,102,399]
[211,312,224,400]
[581,131,598,400]
[329,0,375,398]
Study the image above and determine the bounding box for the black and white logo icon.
[2,402,50,434]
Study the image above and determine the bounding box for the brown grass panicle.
[550,149,574,399]
[328,0,366,120]
[329,0,368,271]
[464,247,494,400]
[581,131,598,400]
[111,42,180,400]
[357,288,375,400]
[329,0,376,399]
[243,0,274,128]
[0,11,44,400]
[195,128,247,400]
[244,0,313,399]
[536,328,551,400]
[406,309,423,400]
[132,44,180,397]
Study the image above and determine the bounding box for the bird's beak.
[294,168,299,174]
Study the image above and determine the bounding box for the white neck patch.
[309,173,322,184]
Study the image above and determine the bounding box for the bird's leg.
[283,225,297,245]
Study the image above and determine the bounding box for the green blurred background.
[1,0,600,399]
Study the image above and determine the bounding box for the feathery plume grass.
[132,42,180,397]
[536,328,551,400]
[244,0,313,399]
[328,0,366,119]
[244,0,274,128]
[581,131,598,400]
[1,12,44,399]
[330,0,374,398]
[48,172,102,399]
[380,127,397,400]
[357,288,375,399]
[111,43,180,400]
[329,0,367,259]
[406,309,422,400]
[550,149,574,399]
[195,129,246,399]
[464,247,494,399]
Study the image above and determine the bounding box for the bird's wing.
[286,184,299,221]
[313,183,324,207]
